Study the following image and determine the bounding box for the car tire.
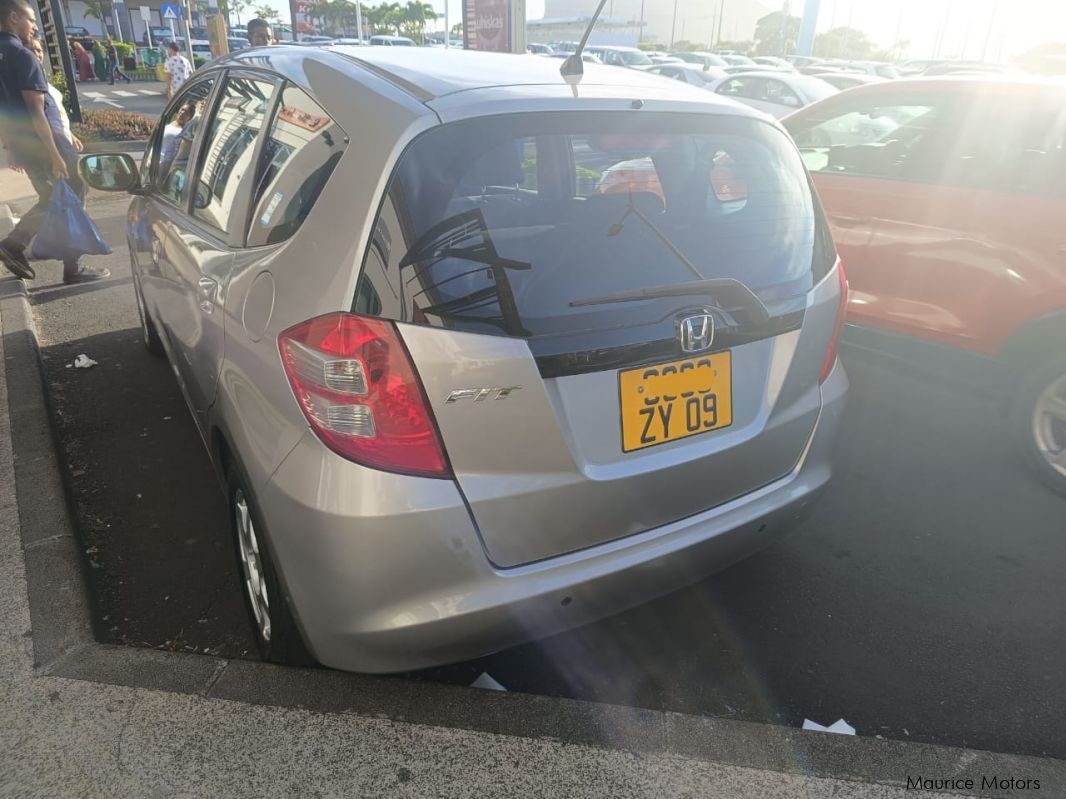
[133,274,164,357]
[226,463,315,665]
[1009,354,1066,498]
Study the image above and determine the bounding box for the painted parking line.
[138,90,159,95]
[113,90,136,97]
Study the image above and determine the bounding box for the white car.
[370,35,415,46]
[710,71,838,118]
[585,45,652,68]
[644,63,727,87]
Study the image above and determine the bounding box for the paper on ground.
[470,672,507,691]
[802,718,856,735]
[73,354,98,369]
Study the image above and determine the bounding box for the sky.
[262,0,1064,60]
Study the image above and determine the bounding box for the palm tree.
[81,0,111,37]
[230,0,248,25]
[402,0,435,43]
[253,4,280,22]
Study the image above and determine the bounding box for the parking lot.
[24,191,1065,762]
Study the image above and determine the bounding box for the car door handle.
[198,277,218,314]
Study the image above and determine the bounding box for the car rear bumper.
[259,363,847,673]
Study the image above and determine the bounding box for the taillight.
[279,313,450,478]
[819,261,848,384]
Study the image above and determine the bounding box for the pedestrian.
[71,40,94,81]
[163,40,191,100]
[91,39,107,81]
[246,18,274,47]
[0,2,110,283]
[105,36,131,84]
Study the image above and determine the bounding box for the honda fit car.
[784,78,1066,496]
[79,46,848,672]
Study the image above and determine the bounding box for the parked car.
[720,64,794,75]
[586,45,652,68]
[783,78,1066,494]
[301,35,337,44]
[527,42,553,55]
[369,34,414,46]
[812,72,885,90]
[545,51,603,64]
[649,55,684,65]
[671,51,727,68]
[79,47,848,672]
[710,71,838,117]
[644,63,727,87]
[226,36,249,51]
[65,25,91,37]
[752,56,794,70]
[718,54,755,66]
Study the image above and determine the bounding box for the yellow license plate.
[619,352,733,452]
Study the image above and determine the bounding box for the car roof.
[218,46,759,105]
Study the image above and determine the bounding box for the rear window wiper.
[569,278,771,326]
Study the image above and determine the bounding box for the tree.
[254,4,281,21]
[814,26,875,59]
[82,0,111,37]
[401,0,436,43]
[754,11,800,56]
[450,21,462,38]
[230,0,247,25]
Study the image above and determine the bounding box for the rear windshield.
[357,113,819,344]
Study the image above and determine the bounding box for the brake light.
[819,261,848,384]
[279,313,450,478]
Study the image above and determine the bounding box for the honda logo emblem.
[677,313,715,353]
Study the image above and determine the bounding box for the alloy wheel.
[1031,373,1066,478]
[235,489,271,643]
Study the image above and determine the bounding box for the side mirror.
[79,153,143,193]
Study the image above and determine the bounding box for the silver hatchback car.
[80,47,848,673]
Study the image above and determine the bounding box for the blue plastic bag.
[29,179,112,261]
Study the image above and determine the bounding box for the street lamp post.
[670,0,678,49]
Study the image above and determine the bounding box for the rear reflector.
[819,261,848,384]
[279,313,450,478]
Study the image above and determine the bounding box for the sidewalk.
[0,176,1060,796]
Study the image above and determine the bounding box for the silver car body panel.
[260,364,847,672]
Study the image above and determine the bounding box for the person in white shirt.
[164,41,192,100]
[27,37,81,155]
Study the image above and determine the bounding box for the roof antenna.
[560,0,610,79]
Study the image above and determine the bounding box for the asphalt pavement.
[72,80,168,117]
[23,190,1066,762]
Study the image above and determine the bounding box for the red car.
[784,78,1066,495]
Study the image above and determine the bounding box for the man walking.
[0,0,109,283]
[163,40,191,100]
[246,18,274,47]
[105,36,131,84]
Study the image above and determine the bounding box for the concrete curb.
[0,278,96,667]
[2,274,1063,797]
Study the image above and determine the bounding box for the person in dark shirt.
[0,0,109,282]
[104,36,131,84]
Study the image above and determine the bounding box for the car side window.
[191,76,277,234]
[246,84,348,247]
[718,77,759,99]
[788,98,948,180]
[153,79,216,207]
[999,101,1066,198]
[762,79,800,107]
